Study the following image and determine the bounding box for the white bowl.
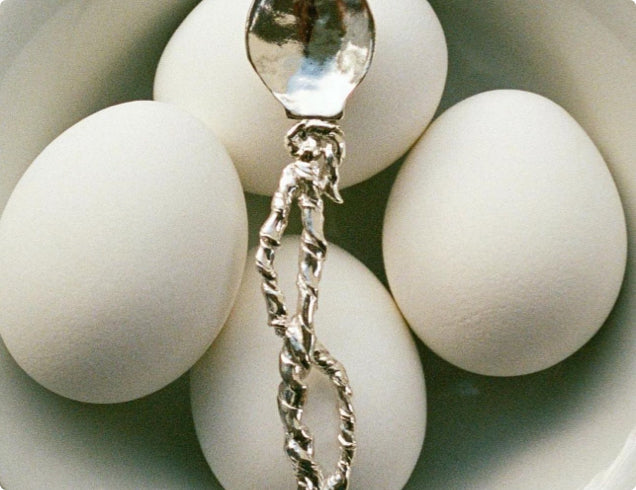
[0,1,634,488]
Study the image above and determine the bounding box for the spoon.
[246,1,375,488]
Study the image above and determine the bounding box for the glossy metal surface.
[247,1,375,486]
[256,120,355,488]
[246,0,374,119]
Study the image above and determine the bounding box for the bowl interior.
[0,0,634,488]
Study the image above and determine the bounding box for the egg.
[191,237,426,489]
[153,0,447,195]
[383,89,627,377]
[0,100,248,403]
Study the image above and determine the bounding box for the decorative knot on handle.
[255,119,356,489]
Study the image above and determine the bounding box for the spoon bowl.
[246,0,375,119]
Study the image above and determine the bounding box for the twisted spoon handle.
[255,120,356,489]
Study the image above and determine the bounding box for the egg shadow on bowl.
[0,336,221,489]
[406,284,634,489]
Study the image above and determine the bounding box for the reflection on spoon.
[246,0,374,119]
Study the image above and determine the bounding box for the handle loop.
[255,120,356,489]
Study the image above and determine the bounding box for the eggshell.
[153,0,447,195]
[383,89,627,376]
[0,100,248,403]
[191,237,426,489]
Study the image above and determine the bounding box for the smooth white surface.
[384,90,627,376]
[153,0,447,195]
[0,101,247,403]
[191,238,426,489]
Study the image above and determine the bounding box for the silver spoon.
[246,1,375,488]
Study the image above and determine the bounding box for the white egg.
[191,237,426,489]
[0,100,248,403]
[383,89,627,376]
[153,0,447,195]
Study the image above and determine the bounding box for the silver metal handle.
[255,120,355,489]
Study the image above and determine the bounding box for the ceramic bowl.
[0,0,634,488]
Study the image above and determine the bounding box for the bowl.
[0,0,634,488]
